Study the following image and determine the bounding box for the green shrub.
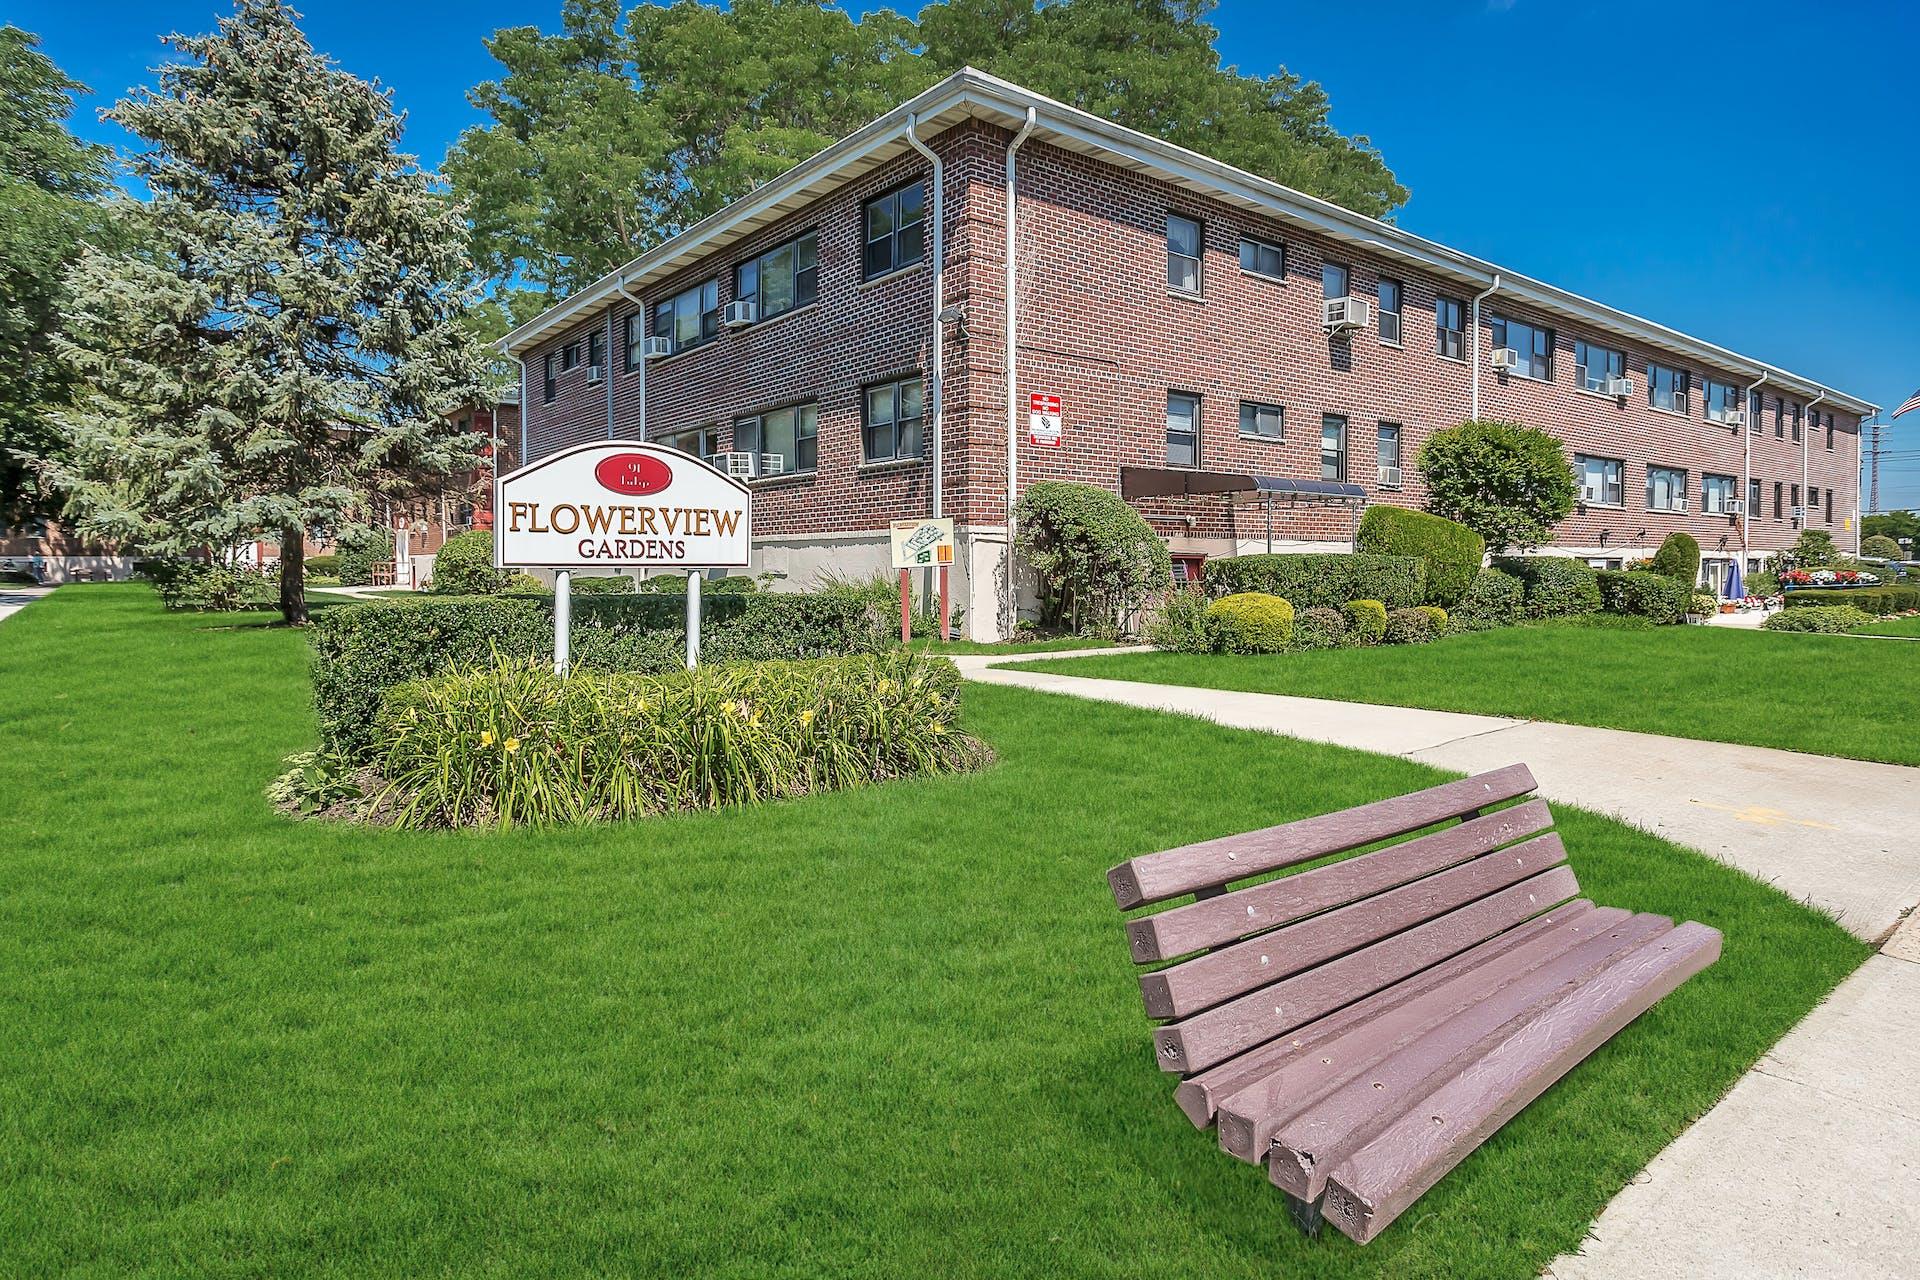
[1146,589,1215,653]
[1493,556,1602,618]
[569,574,636,595]
[637,572,760,594]
[139,559,278,611]
[309,574,342,587]
[1596,569,1691,624]
[429,529,504,595]
[1782,586,1920,615]
[1789,529,1839,567]
[1862,534,1902,560]
[1648,532,1701,583]
[1204,553,1423,609]
[1689,592,1719,617]
[337,528,393,586]
[1416,604,1448,634]
[369,652,989,829]
[1451,567,1524,632]
[1206,592,1295,653]
[1355,506,1484,606]
[310,592,888,761]
[813,570,956,639]
[1416,419,1576,552]
[1292,606,1349,649]
[1763,606,1874,634]
[1016,481,1169,634]
[1384,606,1440,644]
[1342,599,1388,644]
[304,553,340,575]
[503,572,546,593]
[1545,613,1655,630]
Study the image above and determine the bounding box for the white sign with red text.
[494,440,752,569]
[1028,392,1063,447]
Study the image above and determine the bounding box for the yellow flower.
[478,730,494,747]
[798,708,816,726]
[932,722,946,736]
[504,736,520,753]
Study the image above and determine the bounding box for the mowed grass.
[1848,613,1920,638]
[1021,621,1920,766]
[0,586,1867,1279]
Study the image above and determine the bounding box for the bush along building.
[499,69,1876,640]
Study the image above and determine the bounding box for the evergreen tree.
[48,0,490,623]
[0,26,111,523]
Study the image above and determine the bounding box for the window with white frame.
[862,181,925,279]
[863,378,923,463]
[1749,388,1764,434]
[1166,214,1202,294]
[1377,422,1402,486]
[1435,295,1465,360]
[652,278,720,353]
[587,330,604,371]
[1701,473,1736,514]
[542,353,556,402]
[1573,340,1625,393]
[624,312,645,371]
[1647,362,1689,414]
[736,231,818,321]
[1238,236,1284,280]
[1704,379,1741,423]
[1322,260,1350,303]
[1166,392,1200,466]
[737,403,819,475]
[1647,465,1688,512]
[659,426,718,461]
[1575,454,1623,506]
[1320,414,1348,482]
[1377,278,1403,344]
[1491,315,1553,380]
[1238,401,1282,440]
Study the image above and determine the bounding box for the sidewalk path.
[0,586,52,625]
[959,651,1920,942]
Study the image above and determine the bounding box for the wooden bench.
[1107,764,1720,1244]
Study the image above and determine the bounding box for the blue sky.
[17,0,1920,505]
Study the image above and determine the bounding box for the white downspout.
[1001,107,1038,638]
[1803,390,1824,536]
[1469,273,1501,420]
[905,115,945,522]
[515,355,529,463]
[614,272,645,441]
[1741,372,1766,571]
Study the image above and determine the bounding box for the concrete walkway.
[0,586,52,624]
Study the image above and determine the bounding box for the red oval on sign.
[594,452,672,496]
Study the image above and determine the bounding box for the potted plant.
[1687,592,1718,624]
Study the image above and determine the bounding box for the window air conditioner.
[1791,505,1806,520]
[1491,347,1521,372]
[585,364,603,384]
[1721,408,1745,428]
[1377,465,1402,487]
[642,336,673,360]
[1321,296,1370,334]
[757,454,785,477]
[715,451,759,479]
[723,300,757,329]
[1601,375,1633,398]
[1725,499,1745,516]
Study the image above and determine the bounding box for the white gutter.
[1002,107,1038,638]
[1468,274,1501,420]
[904,115,945,520]
[1741,372,1767,565]
[613,272,645,441]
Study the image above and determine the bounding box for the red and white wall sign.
[1028,392,1063,448]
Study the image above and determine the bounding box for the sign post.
[890,517,956,642]
[495,441,751,671]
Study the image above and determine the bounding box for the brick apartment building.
[499,69,1877,639]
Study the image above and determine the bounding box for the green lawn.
[0,586,1866,1279]
[1019,621,1920,767]
[912,634,1128,656]
[1848,614,1920,639]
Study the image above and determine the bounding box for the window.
[863,377,923,463]
[587,330,604,372]
[659,426,718,461]
[1575,454,1624,506]
[1774,396,1785,438]
[1435,295,1466,360]
[737,403,819,475]
[1574,340,1625,393]
[1377,422,1402,486]
[1705,378,1744,423]
[1322,260,1349,302]
[1790,483,1801,513]
[1748,477,1761,511]
[1166,392,1200,466]
[1376,278,1403,344]
[652,278,720,353]
[1701,474,1736,514]
[1238,236,1284,280]
[1238,401,1282,440]
[542,353,556,403]
[1791,403,1802,442]
[1647,465,1688,512]
[1749,389,1765,434]
[863,181,925,279]
[1825,487,1833,523]
[1320,414,1348,482]
[625,312,645,371]
[561,342,580,372]
[1825,415,1835,450]
[1491,315,1553,380]
[1807,486,1819,516]
[1647,363,1689,413]
[1166,214,1202,294]
[736,231,818,322]
[1773,481,1783,518]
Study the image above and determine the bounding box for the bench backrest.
[1107,765,1582,1074]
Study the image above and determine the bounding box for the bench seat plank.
[1128,800,1555,963]
[1267,912,1674,1197]
[1155,866,1580,1073]
[1142,833,1569,1019]
[1320,921,1723,1244]
[1109,765,1537,910]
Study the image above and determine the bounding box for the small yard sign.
[1028,392,1063,447]
[889,517,955,569]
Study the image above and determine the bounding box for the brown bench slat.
[1174,901,1602,1129]
[1108,765,1537,910]
[1127,800,1555,963]
[1154,865,1579,1073]
[1320,921,1721,1243]
[1267,912,1674,1197]
[1141,833,1569,1019]
[1213,903,1631,1161]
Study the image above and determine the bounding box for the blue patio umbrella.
[1724,560,1743,600]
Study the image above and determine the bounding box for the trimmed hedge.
[337,529,393,587]
[1493,556,1602,618]
[1649,532,1701,583]
[1384,606,1442,644]
[1783,586,1920,616]
[1017,480,1169,633]
[429,529,505,595]
[1204,553,1424,610]
[140,559,277,611]
[1207,592,1295,653]
[1763,606,1875,633]
[1355,506,1484,607]
[1861,534,1902,560]
[311,592,887,760]
[1596,569,1691,624]
[1451,567,1524,632]
[1293,606,1348,649]
[1342,599,1388,644]
[304,553,340,575]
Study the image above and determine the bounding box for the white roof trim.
[499,68,1875,417]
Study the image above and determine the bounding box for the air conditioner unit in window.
[1721,408,1746,428]
[1791,505,1806,520]
[1377,465,1402,487]
[715,451,760,479]
[723,300,757,329]
[1490,347,1521,372]
[585,364,603,384]
[642,336,673,360]
[1725,499,1745,516]
[1602,375,1633,398]
[1321,296,1371,335]
[757,454,785,477]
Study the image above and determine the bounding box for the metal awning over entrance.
[1120,467,1370,551]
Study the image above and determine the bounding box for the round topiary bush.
[1862,534,1902,560]
[1355,506,1485,607]
[429,529,505,595]
[1206,592,1295,653]
[1292,606,1348,649]
[1342,598,1388,644]
[1451,567,1523,631]
[1416,604,1448,634]
[1649,532,1701,583]
[1384,607,1440,644]
[1492,556,1602,618]
[1016,481,1171,635]
[1596,569,1692,624]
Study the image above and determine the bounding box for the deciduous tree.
[1417,420,1576,553]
